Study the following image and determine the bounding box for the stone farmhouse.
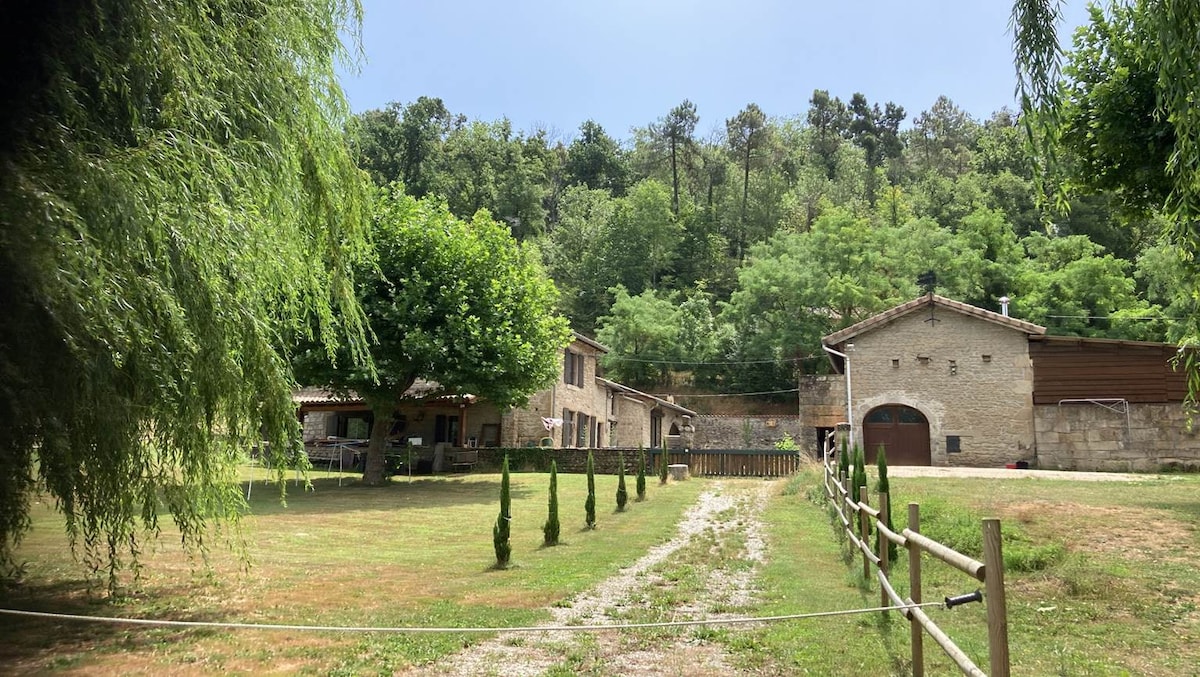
[803,293,1200,471]
[296,332,696,466]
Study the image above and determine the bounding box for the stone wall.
[1034,402,1200,471]
[691,415,806,451]
[844,308,1036,466]
[797,374,847,456]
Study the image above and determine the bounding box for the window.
[563,350,585,387]
[946,435,962,453]
[866,409,893,424]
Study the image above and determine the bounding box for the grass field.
[1,465,1198,675]
[0,469,704,675]
[748,467,1200,676]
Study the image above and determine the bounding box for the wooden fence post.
[909,503,924,677]
[858,486,870,581]
[983,518,1009,677]
[878,491,889,613]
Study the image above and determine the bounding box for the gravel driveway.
[886,465,1164,482]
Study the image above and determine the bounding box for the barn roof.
[822,293,1046,348]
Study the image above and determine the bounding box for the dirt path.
[399,480,775,677]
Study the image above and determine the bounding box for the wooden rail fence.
[822,435,1009,677]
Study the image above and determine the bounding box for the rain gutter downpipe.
[822,344,853,451]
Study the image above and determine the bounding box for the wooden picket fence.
[822,436,1009,677]
[651,448,804,478]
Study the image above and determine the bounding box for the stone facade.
[297,334,696,454]
[797,374,848,456]
[1034,402,1200,471]
[826,299,1039,467]
[501,337,610,447]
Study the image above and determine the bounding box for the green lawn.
[2,466,1198,675]
[0,469,703,675]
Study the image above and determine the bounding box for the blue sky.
[337,1,1092,140]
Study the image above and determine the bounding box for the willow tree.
[0,1,373,586]
[295,187,572,485]
[1012,0,1200,396]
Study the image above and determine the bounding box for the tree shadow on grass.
[243,476,534,515]
[0,578,241,673]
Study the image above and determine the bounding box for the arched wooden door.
[863,405,931,465]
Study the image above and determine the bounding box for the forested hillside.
[350,13,1190,397]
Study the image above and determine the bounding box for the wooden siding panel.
[1030,339,1188,404]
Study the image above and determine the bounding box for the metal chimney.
[999,296,1010,317]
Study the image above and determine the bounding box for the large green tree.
[0,0,372,585]
[297,188,571,485]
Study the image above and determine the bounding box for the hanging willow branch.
[0,0,373,590]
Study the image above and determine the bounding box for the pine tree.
[875,446,898,563]
[636,446,647,501]
[616,451,628,512]
[659,439,670,484]
[494,456,512,567]
[543,460,560,546]
[585,450,597,529]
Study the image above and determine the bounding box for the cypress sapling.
[493,456,512,567]
[585,450,596,529]
[543,459,560,546]
[616,451,628,512]
[875,446,898,562]
[636,446,647,501]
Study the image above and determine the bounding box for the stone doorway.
[862,404,931,465]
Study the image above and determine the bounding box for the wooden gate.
[653,449,803,477]
[863,404,931,465]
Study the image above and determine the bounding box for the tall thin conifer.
[543,459,560,546]
[616,451,628,512]
[636,446,647,501]
[585,450,596,529]
[493,456,512,567]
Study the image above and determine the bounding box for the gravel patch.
[399,480,775,677]
[887,466,1170,482]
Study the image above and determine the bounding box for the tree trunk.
[362,408,393,486]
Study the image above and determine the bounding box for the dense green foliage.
[355,77,1183,394]
[1014,0,1200,400]
[0,0,372,584]
[493,456,512,567]
[616,452,628,513]
[585,451,597,529]
[543,460,560,546]
[294,187,571,484]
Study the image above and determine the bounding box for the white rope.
[0,601,947,634]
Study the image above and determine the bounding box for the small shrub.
[635,446,647,501]
[775,433,798,451]
[616,451,628,512]
[585,450,596,529]
[493,456,512,567]
[543,460,560,546]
